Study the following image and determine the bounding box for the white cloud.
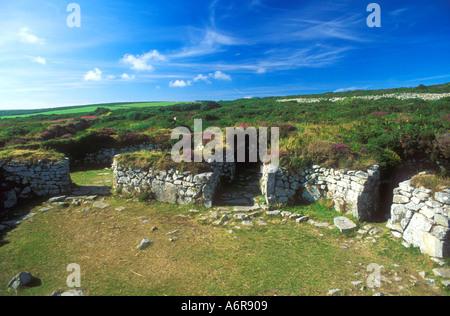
[170,29,242,58]
[31,56,46,65]
[169,80,192,88]
[121,50,166,71]
[106,75,116,80]
[194,74,211,84]
[84,68,102,81]
[19,27,45,45]
[210,71,231,81]
[121,73,135,80]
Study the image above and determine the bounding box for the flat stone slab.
[92,201,110,209]
[233,205,260,212]
[48,196,67,203]
[334,217,357,233]
[433,268,450,279]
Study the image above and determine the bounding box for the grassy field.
[0,102,184,119]
[0,169,448,296]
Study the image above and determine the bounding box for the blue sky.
[1,0,450,109]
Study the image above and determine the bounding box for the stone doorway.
[214,162,263,206]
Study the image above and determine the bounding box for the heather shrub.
[304,141,355,168]
[433,133,450,160]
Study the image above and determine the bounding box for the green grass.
[0,102,183,119]
[0,149,65,163]
[0,168,447,296]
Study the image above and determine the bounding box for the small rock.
[432,268,450,279]
[442,280,450,289]
[60,289,85,296]
[93,200,110,209]
[425,278,436,286]
[296,216,309,224]
[166,230,178,235]
[151,227,158,232]
[334,217,357,233]
[39,206,53,213]
[48,196,67,203]
[115,207,126,212]
[137,239,152,250]
[328,289,341,296]
[430,258,446,266]
[266,210,280,216]
[7,272,35,291]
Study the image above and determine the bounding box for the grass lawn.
[0,169,448,296]
[0,102,183,119]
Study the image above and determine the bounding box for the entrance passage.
[374,160,438,222]
[214,162,262,207]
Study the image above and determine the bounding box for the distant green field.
[0,102,184,119]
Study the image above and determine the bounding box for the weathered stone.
[393,195,410,204]
[137,239,152,250]
[266,210,281,216]
[7,272,35,290]
[302,185,322,203]
[334,217,357,233]
[60,289,85,296]
[2,190,17,209]
[402,213,432,249]
[48,196,67,203]
[432,268,450,279]
[92,200,110,209]
[435,192,450,205]
[296,216,309,224]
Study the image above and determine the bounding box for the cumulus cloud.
[169,80,192,88]
[121,73,135,80]
[31,56,46,65]
[193,74,211,84]
[210,71,232,81]
[121,50,166,71]
[19,27,45,45]
[84,68,102,81]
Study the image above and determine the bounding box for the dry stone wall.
[112,157,222,208]
[261,164,380,221]
[0,158,72,210]
[387,179,450,258]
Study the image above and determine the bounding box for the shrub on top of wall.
[116,151,212,174]
[41,132,116,160]
[304,141,356,169]
[0,148,65,164]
